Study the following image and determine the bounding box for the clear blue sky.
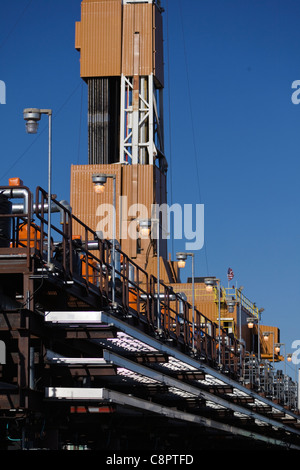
[0,0,300,378]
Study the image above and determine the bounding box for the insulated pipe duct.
[178,292,187,316]
[12,201,59,215]
[1,188,31,215]
[140,292,176,301]
[11,200,71,227]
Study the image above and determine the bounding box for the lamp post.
[140,218,160,330]
[204,277,221,367]
[23,108,52,266]
[237,286,244,346]
[257,308,264,365]
[247,311,262,363]
[275,343,286,377]
[177,252,195,351]
[287,353,298,383]
[263,331,275,366]
[92,173,116,306]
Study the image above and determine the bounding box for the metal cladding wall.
[121,2,164,86]
[70,164,122,242]
[170,282,218,323]
[75,0,164,86]
[75,0,122,77]
[70,163,167,261]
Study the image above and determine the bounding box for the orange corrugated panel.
[122,3,153,77]
[76,0,122,78]
[260,325,280,357]
[70,164,122,240]
[120,164,138,258]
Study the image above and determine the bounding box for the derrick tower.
[71,0,176,282]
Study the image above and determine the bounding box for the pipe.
[1,188,31,215]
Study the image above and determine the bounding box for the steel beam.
[44,309,300,428]
[44,386,300,450]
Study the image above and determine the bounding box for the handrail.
[0,185,244,376]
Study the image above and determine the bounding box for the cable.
[178,0,209,276]
[0,0,34,50]
[166,0,174,260]
[0,82,82,183]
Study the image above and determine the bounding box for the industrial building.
[0,0,299,451]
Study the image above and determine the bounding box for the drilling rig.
[0,0,299,451]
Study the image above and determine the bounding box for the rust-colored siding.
[70,163,167,263]
[122,3,153,77]
[76,0,164,86]
[70,164,122,241]
[75,0,122,78]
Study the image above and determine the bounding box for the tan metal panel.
[70,164,122,241]
[260,325,280,358]
[122,3,153,77]
[76,0,122,78]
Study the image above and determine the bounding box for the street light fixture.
[247,317,255,329]
[204,277,221,367]
[176,252,188,269]
[275,343,286,376]
[177,252,195,351]
[92,174,107,194]
[263,331,275,366]
[140,219,161,330]
[92,173,116,306]
[23,108,52,266]
[139,219,152,238]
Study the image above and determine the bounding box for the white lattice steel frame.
[119,74,164,165]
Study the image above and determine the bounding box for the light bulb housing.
[177,260,186,269]
[139,219,151,237]
[176,252,188,268]
[204,278,215,291]
[92,174,107,194]
[23,108,41,134]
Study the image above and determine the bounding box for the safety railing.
[1,185,244,376]
[227,287,260,318]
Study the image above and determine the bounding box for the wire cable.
[0,0,34,50]
[0,82,82,183]
[166,0,174,260]
[178,0,209,275]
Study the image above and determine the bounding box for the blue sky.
[0,0,300,377]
